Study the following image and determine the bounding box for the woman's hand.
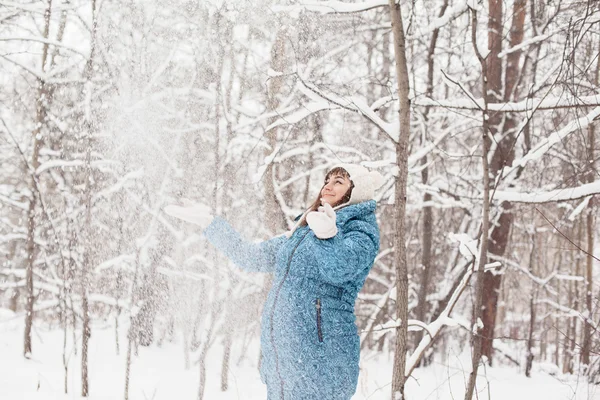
[163,199,214,230]
[306,201,338,239]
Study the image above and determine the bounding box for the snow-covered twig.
[0,36,87,57]
[413,94,600,112]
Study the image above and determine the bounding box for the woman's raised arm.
[203,216,287,273]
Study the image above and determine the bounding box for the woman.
[165,163,383,400]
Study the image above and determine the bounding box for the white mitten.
[163,199,214,230]
[306,202,338,239]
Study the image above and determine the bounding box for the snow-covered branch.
[0,37,88,57]
[502,106,600,178]
[413,94,600,112]
[406,0,469,40]
[297,79,397,141]
[272,0,389,14]
[492,180,600,203]
[536,299,599,331]
[0,193,28,211]
[263,101,337,132]
[35,159,121,175]
[404,258,474,377]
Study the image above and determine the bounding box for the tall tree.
[464,4,492,398]
[80,0,99,394]
[480,0,527,362]
[388,0,411,398]
[414,0,449,355]
[580,37,599,367]
[23,0,53,358]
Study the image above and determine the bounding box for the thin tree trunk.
[124,328,134,400]
[563,251,574,373]
[580,38,598,368]
[124,252,142,400]
[302,120,321,208]
[264,29,288,234]
[388,1,411,398]
[464,7,492,400]
[115,268,123,355]
[525,293,536,377]
[80,1,98,395]
[414,0,448,358]
[63,303,69,393]
[204,9,228,395]
[23,0,53,359]
[6,229,19,312]
[525,234,536,377]
[197,300,224,400]
[220,331,233,391]
[580,132,595,367]
[567,225,582,374]
[554,278,560,367]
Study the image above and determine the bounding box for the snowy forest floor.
[1,312,598,400]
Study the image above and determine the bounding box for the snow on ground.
[0,312,598,400]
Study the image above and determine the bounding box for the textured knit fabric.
[203,200,380,400]
[329,163,384,205]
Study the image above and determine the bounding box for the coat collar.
[334,200,376,224]
[286,200,377,238]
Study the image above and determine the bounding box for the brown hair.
[299,167,354,226]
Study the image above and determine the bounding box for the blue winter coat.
[203,200,380,400]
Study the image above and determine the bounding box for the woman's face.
[320,173,352,206]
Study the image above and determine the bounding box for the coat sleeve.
[305,219,379,285]
[203,216,287,273]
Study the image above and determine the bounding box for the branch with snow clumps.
[492,180,600,203]
[413,94,600,112]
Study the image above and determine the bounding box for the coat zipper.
[316,298,323,343]
[269,229,310,399]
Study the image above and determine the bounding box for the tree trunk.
[465,6,492,400]
[569,223,583,373]
[255,27,290,382]
[580,38,598,368]
[220,331,232,391]
[525,234,536,377]
[562,248,576,374]
[124,251,142,400]
[388,1,411,398]
[554,277,560,368]
[480,0,527,363]
[414,0,448,358]
[6,234,19,312]
[23,0,53,359]
[80,1,98,395]
[265,29,288,234]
